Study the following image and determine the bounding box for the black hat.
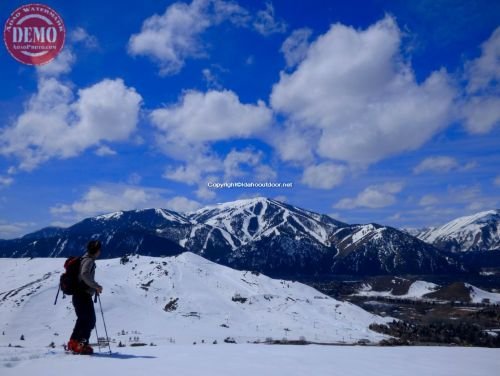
[87,240,102,254]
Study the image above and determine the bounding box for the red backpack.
[59,256,83,295]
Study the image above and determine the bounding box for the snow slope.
[354,280,439,300]
[467,283,500,304]
[0,253,389,348]
[1,344,498,376]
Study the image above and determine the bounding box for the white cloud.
[270,16,455,166]
[281,28,312,68]
[419,194,439,207]
[465,27,500,94]
[461,96,500,134]
[165,165,202,186]
[255,164,277,181]
[36,49,76,77]
[202,68,222,89]
[223,149,258,179]
[196,179,217,200]
[301,162,347,189]
[495,176,500,187]
[0,176,14,187]
[50,185,172,220]
[0,220,37,239]
[165,196,202,212]
[128,0,248,75]
[70,27,99,49]
[253,2,287,36]
[334,182,404,209]
[266,123,316,163]
[95,145,117,156]
[163,148,276,193]
[151,90,272,145]
[0,78,142,171]
[413,156,459,174]
[413,156,479,174]
[461,27,500,134]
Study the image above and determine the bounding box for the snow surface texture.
[417,209,500,252]
[466,283,500,304]
[0,252,389,348]
[1,345,499,376]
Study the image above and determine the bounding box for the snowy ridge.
[0,253,390,347]
[95,211,124,220]
[416,210,500,252]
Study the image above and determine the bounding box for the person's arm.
[80,258,102,290]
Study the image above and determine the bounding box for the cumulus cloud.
[334,182,404,209]
[301,162,347,189]
[163,148,276,196]
[165,196,202,212]
[70,27,99,49]
[50,185,172,220]
[270,16,455,166]
[128,0,288,74]
[281,28,312,68]
[461,27,500,134]
[223,149,267,179]
[151,89,272,146]
[253,2,287,36]
[0,78,142,171]
[36,49,76,77]
[128,0,249,75]
[163,153,222,185]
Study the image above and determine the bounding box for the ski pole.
[94,325,101,352]
[93,293,101,352]
[97,293,112,354]
[54,284,60,305]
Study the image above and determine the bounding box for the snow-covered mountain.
[415,210,500,252]
[0,252,389,347]
[0,197,463,276]
[328,223,461,275]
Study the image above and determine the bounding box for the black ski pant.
[70,291,96,343]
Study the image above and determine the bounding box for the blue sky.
[0,0,499,238]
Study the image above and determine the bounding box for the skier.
[67,240,104,354]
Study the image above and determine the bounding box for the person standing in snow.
[67,240,104,354]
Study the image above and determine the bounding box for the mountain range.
[410,210,500,253]
[1,197,478,276]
